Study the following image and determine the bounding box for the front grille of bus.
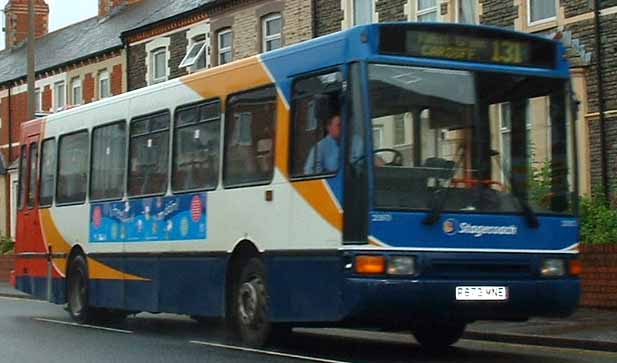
[424,259,533,279]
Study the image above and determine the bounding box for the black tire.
[232,258,274,347]
[67,255,94,324]
[412,321,466,350]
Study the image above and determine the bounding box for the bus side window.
[128,112,170,197]
[39,138,56,207]
[290,71,343,178]
[57,131,89,205]
[91,121,127,201]
[17,145,28,210]
[223,86,277,187]
[26,143,39,208]
[172,100,221,192]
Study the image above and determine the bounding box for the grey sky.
[1,0,98,49]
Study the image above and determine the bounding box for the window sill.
[527,18,558,33]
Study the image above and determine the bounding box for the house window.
[180,34,208,71]
[529,0,557,24]
[71,78,82,105]
[458,0,476,24]
[54,81,65,111]
[34,88,41,113]
[417,0,438,22]
[500,103,512,180]
[262,14,282,52]
[151,47,168,83]
[218,29,232,65]
[99,71,110,99]
[353,0,374,25]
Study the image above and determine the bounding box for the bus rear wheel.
[412,321,466,350]
[233,258,273,347]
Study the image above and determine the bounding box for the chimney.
[4,0,49,48]
[99,0,143,18]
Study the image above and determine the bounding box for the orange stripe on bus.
[293,180,342,231]
[39,209,147,281]
[181,57,272,100]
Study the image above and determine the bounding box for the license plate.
[456,286,508,301]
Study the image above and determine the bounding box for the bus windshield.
[368,63,575,217]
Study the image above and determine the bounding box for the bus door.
[17,134,42,254]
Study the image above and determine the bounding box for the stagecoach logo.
[443,219,518,237]
[443,219,457,236]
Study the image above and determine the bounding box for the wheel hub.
[238,279,260,326]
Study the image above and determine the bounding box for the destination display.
[380,26,556,68]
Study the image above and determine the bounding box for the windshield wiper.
[422,147,465,226]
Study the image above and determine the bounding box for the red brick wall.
[0,255,14,283]
[83,74,95,104]
[580,244,617,309]
[111,64,123,96]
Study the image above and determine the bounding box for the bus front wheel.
[67,255,94,324]
[412,321,466,350]
[233,258,272,347]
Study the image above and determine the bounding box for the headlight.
[387,256,417,275]
[541,259,566,277]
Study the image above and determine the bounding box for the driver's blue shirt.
[304,135,339,174]
[304,135,364,174]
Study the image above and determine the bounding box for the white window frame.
[150,48,168,84]
[184,22,211,73]
[417,0,438,22]
[352,0,375,26]
[71,77,82,106]
[145,37,171,86]
[180,37,207,69]
[527,0,557,26]
[218,29,233,65]
[34,88,41,113]
[98,70,110,99]
[262,13,282,52]
[343,0,377,29]
[54,81,65,111]
[456,0,477,24]
[372,126,384,149]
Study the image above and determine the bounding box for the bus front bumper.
[341,277,580,325]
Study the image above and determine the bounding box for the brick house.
[314,0,617,197]
[0,0,210,238]
[123,0,314,91]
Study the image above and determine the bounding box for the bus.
[14,22,581,349]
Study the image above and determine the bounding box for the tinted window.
[57,131,89,204]
[17,146,27,210]
[27,143,39,207]
[39,139,56,207]
[91,122,126,201]
[128,112,170,196]
[224,86,277,187]
[173,101,221,192]
[291,71,343,177]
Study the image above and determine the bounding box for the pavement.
[2,281,617,353]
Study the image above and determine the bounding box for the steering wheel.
[374,148,404,166]
[352,148,404,167]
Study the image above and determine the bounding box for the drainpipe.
[593,0,609,201]
[6,85,12,237]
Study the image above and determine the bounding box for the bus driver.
[304,112,342,174]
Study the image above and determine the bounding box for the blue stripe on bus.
[15,276,66,304]
[369,212,578,250]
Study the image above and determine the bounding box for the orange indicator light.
[355,255,386,275]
